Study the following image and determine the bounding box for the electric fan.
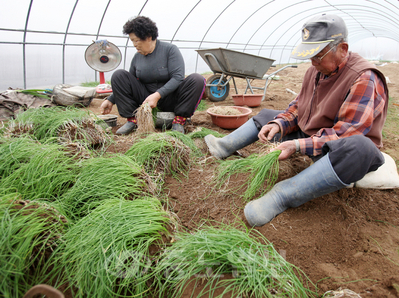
[84,40,122,95]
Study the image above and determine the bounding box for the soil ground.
[88,61,399,297]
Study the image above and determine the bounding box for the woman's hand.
[143,92,161,109]
[258,123,280,143]
[100,99,113,115]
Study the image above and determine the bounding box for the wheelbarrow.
[196,48,297,102]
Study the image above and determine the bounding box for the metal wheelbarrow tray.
[196,48,296,102]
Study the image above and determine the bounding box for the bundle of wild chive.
[135,102,155,134]
[0,193,67,298]
[52,198,170,298]
[165,130,202,156]
[0,136,43,179]
[184,128,226,155]
[6,106,111,149]
[187,127,226,139]
[216,150,281,200]
[0,139,79,201]
[153,225,315,298]
[125,132,192,179]
[60,154,154,220]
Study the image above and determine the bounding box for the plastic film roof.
[1,0,399,90]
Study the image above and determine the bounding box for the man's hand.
[100,99,113,115]
[143,92,161,109]
[258,123,280,143]
[272,140,297,160]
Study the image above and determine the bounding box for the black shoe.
[116,121,137,135]
[171,123,184,134]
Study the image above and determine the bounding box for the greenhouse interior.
[1,0,399,298]
[1,0,399,90]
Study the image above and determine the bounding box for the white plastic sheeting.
[1,0,398,90]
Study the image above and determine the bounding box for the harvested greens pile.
[153,225,314,297]
[0,106,316,297]
[0,193,67,298]
[4,105,112,150]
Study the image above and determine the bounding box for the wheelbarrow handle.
[204,53,227,73]
[261,65,298,101]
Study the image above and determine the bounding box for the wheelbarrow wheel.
[205,74,230,102]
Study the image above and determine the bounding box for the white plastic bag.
[355,152,399,189]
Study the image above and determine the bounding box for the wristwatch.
[294,139,300,153]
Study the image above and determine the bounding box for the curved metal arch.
[22,0,34,89]
[383,0,399,13]
[196,0,236,49]
[170,0,201,43]
[347,26,399,43]
[6,0,399,91]
[267,6,399,59]
[123,0,149,70]
[261,6,330,57]
[350,34,399,45]
[194,0,236,72]
[265,6,343,58]
[345,20,399,34]
[225,0,274,48]
[343,10,399,28]
[262,2,399,57]
[279,23,399,65]
[327,2,377,37]
[92,0,112,82]
[246,0,399,56]
[96,0,112,39]
[264,5,399,61]
[282,33,399,66]
[280,31,399,65]
[242,0,313,52]
[108,0,399,72]
[327,0,399,38]
[213,0,399,55]
[62,0,79,84]
[268,6,342,59]
[349,30,399,44]
[330,4,399,32]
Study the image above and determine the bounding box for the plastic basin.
[231,94,245,106]
[97,114,118,127]
[207,106,252,129]
[243,94,263,107]
[155,112,175,129]
[232,94,262,107]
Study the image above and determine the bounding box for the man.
[204,14,389,226]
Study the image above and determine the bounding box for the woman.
[100,16,206,134]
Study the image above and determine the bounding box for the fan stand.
[96,72,112,94]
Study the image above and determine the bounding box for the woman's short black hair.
[123,16,158,40]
